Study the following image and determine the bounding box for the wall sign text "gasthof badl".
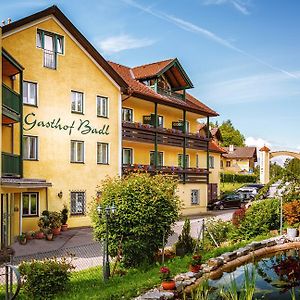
[23,113,109,135]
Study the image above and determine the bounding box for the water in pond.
[209,248,300,299]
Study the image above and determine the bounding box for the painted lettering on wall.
[23,113,110,136]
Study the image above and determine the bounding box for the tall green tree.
[284,158,300,176]
[219,120,245,147]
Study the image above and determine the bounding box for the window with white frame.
[122,108,133,122]
[23,81,37,105]
[97,142,109,164]
[23,135,38,160]
[97,96,108,117]
[178,154,189,168]
[22,193,38,216]
[209,156,215,169]
[71,140,84,163]
[71,91,84,114]
[122,148,133,165]
[191,190,199,205]
[70,192,85,215]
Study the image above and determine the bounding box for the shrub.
[237,199,280,239]
[232,208,246,227]
[175,218,194,255]
[61,205,69,225]
[221,173,257,183]
[204,218,234,246]
[91,173,181,267]
[19,257,74,299]
[283,200,300,227]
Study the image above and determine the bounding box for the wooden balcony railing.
[1,152,21,177]
[122,164,209,183]
[2,84,21,115]
[155,87,185,101]
[122,121,209,150]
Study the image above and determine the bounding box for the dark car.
[213,194,242,210]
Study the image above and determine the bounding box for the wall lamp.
[58,191,63,198]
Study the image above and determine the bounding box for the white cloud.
[203,0,250,15]
[245,137,271,149]
[97,34,155,54]
[123,0,298,79]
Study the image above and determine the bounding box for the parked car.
[213,194,242,210]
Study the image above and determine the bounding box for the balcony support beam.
[206,116,210,184]
[154,102,158,168]
[19,71,23,178]
[183,110,187,183]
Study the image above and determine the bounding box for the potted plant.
[60,205,69,231]
[45,228,54,241]
[49,212,62,235]
[159,266,175,290]
[26,230,36,240]
[283,200,300,238]
[189,254,202,273]
[35,230,45,239]
[18,233,27,245]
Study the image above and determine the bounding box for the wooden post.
[183,110,187,183]
[154,102,158,169]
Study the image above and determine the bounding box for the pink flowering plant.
[159,266,172,282]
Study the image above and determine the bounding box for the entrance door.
[1,194,13,249]
[208,183,218,204]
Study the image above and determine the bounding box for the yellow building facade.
[1,6,222,244]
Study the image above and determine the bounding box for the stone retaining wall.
[134,236,300,300]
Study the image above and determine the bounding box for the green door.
[1,194,13,249]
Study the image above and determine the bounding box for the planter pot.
[52,227,61,235]
[161,280,176,290]
[35,232,45,239]
[19,238,27,245]
[189,264,202,273]
[287,228,298,238]
[46,233,54,241]
[61,224,68,232]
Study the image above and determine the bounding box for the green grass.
[220,183,246,195]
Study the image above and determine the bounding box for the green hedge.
[221,173,257,183]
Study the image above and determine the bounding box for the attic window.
[36,29,64,69]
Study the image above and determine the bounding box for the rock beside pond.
[207,257,223,268]
[134,289,174,300]
[219,251,237,262]
[236,247,250,257]
[248,242,264,250]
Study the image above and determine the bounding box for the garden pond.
[208,248,300,299]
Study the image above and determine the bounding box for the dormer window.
[36,29,64,69]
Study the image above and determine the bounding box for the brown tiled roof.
[132,59,174,79]
[209,141,227,154]
[2,5,128,90]
[259,146,270,152]
[109,61,218,116]
[223,147,257,161]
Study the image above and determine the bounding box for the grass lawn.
[220,182,246,195]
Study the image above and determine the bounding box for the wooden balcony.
[1,152,21,177]
[122,164,209,183]
[2,84,21,122]
[122,121,209,150]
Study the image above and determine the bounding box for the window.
[191,190,199,205]
[23,136,38,160]
[23,81,37,106]
[220,160,224,169]
[226,161,231,167]
[97,96,108,118]
[71,140,84,163]
[158,116,164,127]
[70,192,85,215]
[122,148,133,165]
[150,151,163,167]
[71,91,84,113]
[122,108,133,122]
[97,143,109,164]
[209,156,215,169]
[178,154,189,168]
[36,29,64,69]
[22,193,38,216]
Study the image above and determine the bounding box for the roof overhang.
[1,178,52,189]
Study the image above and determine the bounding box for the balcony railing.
[43,50,56,69]
[156,87,185,101]
[122,121,209,150]
[2,84,21,115]
[1,152,21,177]
[122,164,209,183]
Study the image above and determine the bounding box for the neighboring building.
[109,59,219,215]
[1,6,127,243]
[0,5,221,244]
[222,145,257,174]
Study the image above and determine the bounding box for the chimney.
[229,145,234,152]
[7,18,11,24]
[2,20,6,26]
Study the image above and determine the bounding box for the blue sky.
[1,0,300,154]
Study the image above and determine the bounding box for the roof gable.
[2,5,128,91]
[223,147,257,161]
